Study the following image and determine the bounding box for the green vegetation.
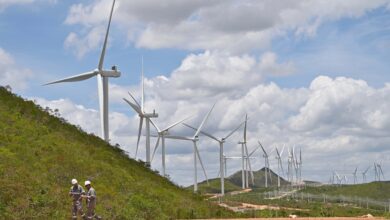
[301,182,390,201]
[194,168,289,194]
[196,178,242,194]
[0,88,245,219]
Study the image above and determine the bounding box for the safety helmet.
[84,180,91,186]
[71,179,78,185]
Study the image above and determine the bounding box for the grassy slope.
[0,88,243,219]
[302,182,390,201]
[196,178,242,194]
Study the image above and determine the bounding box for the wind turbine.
[164,103,216,192]
[374,162,379,181]
[352,167,358,184]
[362,166,370,183]
[123,57,158,167]
[238,115,254,189]
[259,141,271,188]
[44,0,120,142]
[275,145,285,188]
[149,116,192,177]
[376,163,385,181]
[183,120,245,196]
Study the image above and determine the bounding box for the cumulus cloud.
[63,0,390,55]
[0,48,33,91]
[36,73,390,185]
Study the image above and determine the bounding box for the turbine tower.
[164,103,216,192]
[238,115,254,189]
[149,116,192,176]
[275,145,285,188]
[124,58,158,167]
[352,167,358,184]
[183,120,245,196]
[44,0,120,142]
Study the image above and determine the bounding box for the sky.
[1,0,390,186]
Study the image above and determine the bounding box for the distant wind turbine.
[183,119,245,196]
[149,116,192,176]
[164,103,216,192]
[44,0,120,142]
[123,57,158,166]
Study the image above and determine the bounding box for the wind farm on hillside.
[1,0,390,219]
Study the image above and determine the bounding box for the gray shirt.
[69,184,85,201]
[86,187,97,205]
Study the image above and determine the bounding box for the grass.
[301,182,390,201]
[0,87,249,219]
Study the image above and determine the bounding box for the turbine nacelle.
[100,68,121,78]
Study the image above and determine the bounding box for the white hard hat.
[84,180,91,186]
[71,179,78,185]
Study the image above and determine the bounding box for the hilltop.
[194,168,289,193]
[0,88,242,219]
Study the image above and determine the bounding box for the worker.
[69,179,85,219]
[83,180,102,220]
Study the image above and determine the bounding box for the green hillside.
[0,88,242,219]
[301,181,390,201]
[228,168,289,188]
[195,178,242,194]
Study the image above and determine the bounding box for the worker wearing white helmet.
[83,180,101,220]
[69,179,85,219]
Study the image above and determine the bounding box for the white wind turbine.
[183,120,246,196]
[149,116,192,177]
[259,141,272,188]
[376,163,385,181]
[238,115,254,189]
[352,167,358,184]
[163,103,216,192]
[362,166,370,183]
[44,0,119,142]
[275,145,285,188]
[123,58,158,166]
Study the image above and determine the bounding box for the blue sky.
[1,0,390,186]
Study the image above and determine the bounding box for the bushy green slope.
[0,88,240,219]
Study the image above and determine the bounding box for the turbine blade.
[164,135,192,141]
[244,114,248,142]
[148,118,161,132]
[127,91,141,109]
[195,143,209,184]
[163,115,192,132]
[135,117,144,158]
[97,75,109,141]
[123,98,143,115]
[223,120,246,140]
[98,0,116,70]
[193,102,216,139]
[245,143,255,184]
[43,71,96,85]
[258,140,267,155]
[183,123,219,142]
[141,56,145,112]
[151,136,160,162]
[249,146,260,157]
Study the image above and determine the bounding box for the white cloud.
[0,48,33,91]
[38,55,390,185]
[63,0,390,55]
